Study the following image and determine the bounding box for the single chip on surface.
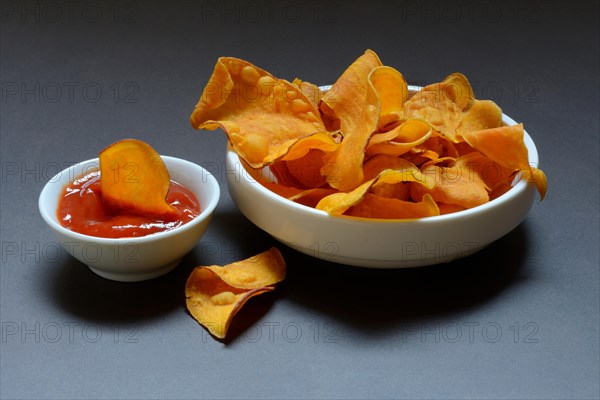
[185,248,286,340]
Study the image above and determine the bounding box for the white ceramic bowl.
[39,156,220,281]
[226,112,540,268]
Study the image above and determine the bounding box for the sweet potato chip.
[402,75,469,143]
[369,66,408,129]
[461,123,546,198]
[437,203,466,215]
[277,132,340,188]
[191,57,325,168]
[417,134,459,159]
[99,139,175,216]
[259,181,305,198]
[186,268,273,340]
[461,124,529,170]
[292,78,323,109]
[439,72,475,111]
[346,193,439,219]
[287,188,337,208]
[456,99,502,138]
[316,168,432,215]
[366,119,433,157]
[363,154,430,183]
[412,164,489,209]
[371,182,411,200]
[205,247,286,289]
[281,132,339,161]
[285,149,329,188]
[320,50,382,191]
[453,151,514,191]
[521,166,548,200]
[185,248,286,340]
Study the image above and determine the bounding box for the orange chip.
[411,164,489,209]
[292,78,323,109]
[369,66,408,129]
[402,75,470,143]
[437,203,466,215]
[190,57,325,168]
[285,149,329,188]
[489,182,514,201]
[205,247,286,289]
[260,181,305,198]
[456,99,502,138]
[281,132,339,161]
[346,193,439,219]
[185,268,273,340]
[320,50,383,191]
[269,161,303,188]
[185,248,286,340]
[278,131,340,188]
[288,187,338,208]
[99,139,175,216]
[521,166,547,200]
[453,151,514,191]
[371,182,411,200]
[454,141,477,156]
[363,154,428,182]
[439,72,475,111]
[461,123,529,170]
[417,134,459,159]
[460,123,546,199]
[366,119,433,158]
[316,168,432,215]
[402,149,440,166]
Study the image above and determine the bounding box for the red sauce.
[57,171,201,238]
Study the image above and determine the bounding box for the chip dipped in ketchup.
[57,170,201,238]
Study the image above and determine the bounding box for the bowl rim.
[38,155,220,243]
[227,112,540,225]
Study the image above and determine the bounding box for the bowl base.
[87,259,182,282]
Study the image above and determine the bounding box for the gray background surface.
[1,1,599,399]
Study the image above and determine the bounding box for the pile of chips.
[185,248,286,339]
[191,50,546,219]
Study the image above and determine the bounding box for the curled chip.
[99,139,175,216]
[369,66,408,130]
[320,49,382,191]
[316,167,432,215]
[190,57,325,168]
[191,50,547,219]
[185,248,286,340]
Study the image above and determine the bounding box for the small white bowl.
[39,156,220,281]
[226,113,540,268]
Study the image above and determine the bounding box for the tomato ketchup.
[57,171,200,238]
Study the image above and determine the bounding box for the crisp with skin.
[190,57,325,168]
[185,248,286,340]
[99,139,175,216]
